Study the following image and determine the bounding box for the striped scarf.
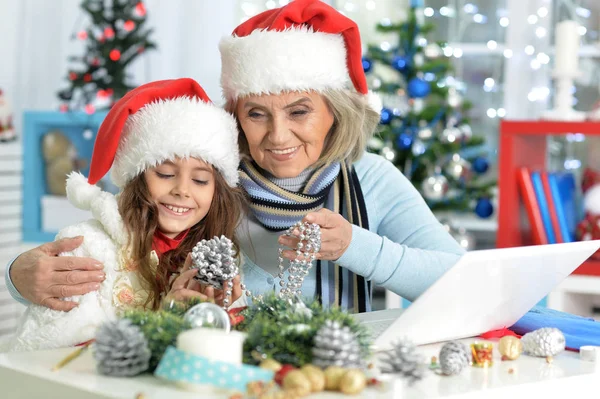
[239,160,372,313]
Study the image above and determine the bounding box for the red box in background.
[497,120,600,276]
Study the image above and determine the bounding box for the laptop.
[354,240,600,350]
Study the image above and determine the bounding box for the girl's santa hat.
[88,78,239,189]
[219,0,381,112]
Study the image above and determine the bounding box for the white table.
[0,338,598,399]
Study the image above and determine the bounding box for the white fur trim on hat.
[220,26,351,100]
[111,97,240,188]
[66,172,127,245]
[367,91,382,115]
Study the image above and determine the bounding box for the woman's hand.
[278,209,353,262]
[10,236,105,311]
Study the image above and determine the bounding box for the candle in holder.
[554,20,581,76]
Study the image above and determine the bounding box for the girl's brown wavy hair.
[118,167,244,310]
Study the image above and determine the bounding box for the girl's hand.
[278,209,353,262]
[167,254,243,307]
[164,254,209,303]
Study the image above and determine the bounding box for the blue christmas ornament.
[410,0,424,7]
[473,157,489,174]
[475,198,494,218]
[362,57,373,73]
[408,77,431,98]
[396,133,413,150]
[392,55,411,72]
[380,108,393,125]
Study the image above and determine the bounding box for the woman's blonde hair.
[226,89,380,167]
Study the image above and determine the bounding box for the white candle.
[554,20,581,75]
[176,328,247,393]
[177,328,246,364]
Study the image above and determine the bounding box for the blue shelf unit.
[22,111,108,243]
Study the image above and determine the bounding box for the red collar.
[152,229,190,257]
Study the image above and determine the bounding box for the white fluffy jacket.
[4,173,144,352]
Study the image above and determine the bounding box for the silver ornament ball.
[412,139,427,156]
[421,174,449,201]
[417,126,434,140]
[183,302,231,332]
[458,124,473,141]
[424,43,442,58]
[445,154,472,181]
[441,127,462,144]
[447,88,463,108]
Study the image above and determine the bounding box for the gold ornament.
[301,364,325,392]
[339,369,367,395]
[283,370,312,397]
[259,358,283,372]
[498,336,523,361]
[324,366,347,391]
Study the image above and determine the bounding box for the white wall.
[0,0,238,134]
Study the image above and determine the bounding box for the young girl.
[7,78,244,351]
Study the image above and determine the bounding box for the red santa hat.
[219,0,381,112]
[88,78,239,188]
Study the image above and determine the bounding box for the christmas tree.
[58,0,156,113]
[364,0,496,218]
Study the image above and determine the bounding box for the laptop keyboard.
[363,320,394,339]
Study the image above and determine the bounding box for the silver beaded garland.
[190,235,238,310]
[241,221,322,302]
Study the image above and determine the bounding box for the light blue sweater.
[5,153,466,306]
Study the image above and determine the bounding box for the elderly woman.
[5,0,463,313]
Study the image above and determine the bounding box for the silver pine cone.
[380,338,426,384]
[521,327,565,357]
[439,341,470,375]
[94,319,151,377]
[191,235,238,289]
[312,320,363,369]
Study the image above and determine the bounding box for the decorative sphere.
[424,43,442,58]
[475,198,494,218]
[396,133,413,150]
[458,124,473,141]
[412,139,427,156]
[391,55,411,72]
[440,127,462,144]
[412,98,425,113]
[498,336,523,360]
[417,126,433,140]
[413,53,425,67]
[421,174,449,201]
[447,88,463,108]
[445,154,472,181]
[408,77,431,98]
[362,57,373,73]
[183,302,231,332]
[473,157,490,174]
[380,108,393,125]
